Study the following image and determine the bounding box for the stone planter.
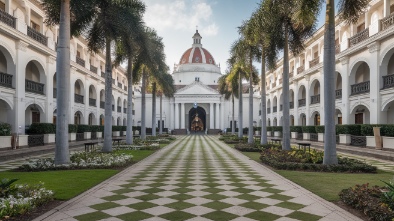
[84,132,91,140]
[318,133,324,142]
[97,132,102,138]
[291,132,298,139]
[18,135,29,147]
[366,136,375,148]
[255,131,260,135]
[383,136,394,150]
[274,131,282,137]
[267,131,271,137]
[135,130,140,135]
[339,134,351,145]
[44,134,56,144]
[69,133,76,141]
[303,133,311,140]
[112,131,120,137]
[0,136,12,149]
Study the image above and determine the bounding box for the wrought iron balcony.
[118,83,122,88]
[74,94,84,104]
[267,108,271,114]
[101,72,105,78]
[0,72,12,88]
[309,57,319,68]
[381,13,394,31]
[383,75,394,89]
[100,101,105,109]
[297,66,304,74]
[311,94,320,104]
[348,28,369,47]
[90,65,97,74]
[0,9,16,28]
[76,56,85,67]
[273,106,277,113]
[335,44,340,54]
[336,89,342,99]
[89,98,96,107]
[290,102,294,109]
[298,99,306,107]
[124,108,127,114]
[27,26,47,46]
[25,79,44,94]
[351,81,370,95]
[53,88,57,98]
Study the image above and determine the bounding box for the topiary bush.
[112,126,122,132]
[302,126,316,133]
[26,123,56,134]
[315,126,325,133]
[68,124,78,133]
[381,125,394,137]
[290,126,302,133]
[272,126,282,132]
[336,124,361,136]
[0,123,11,136]
[77,124,91,133]
[90,125,100,132]
[121,126,127,131]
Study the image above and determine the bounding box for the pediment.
[175,81,219,95]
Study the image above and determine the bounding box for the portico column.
[210,103,214,129]
[175,103,179,129]
[384,0,390,17]
[293,80,299,125]
[340,57,350,124]
[305,76,311,125]
[181,103,185,129]
[5,0,11,13]
[170,100,174,130]
[215,103,220,129]
[368,42,381,124]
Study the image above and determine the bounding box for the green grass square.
[102,194,128,201]
[120,183,139,188]
[165,201,195,210]
[117,211,153,221]
[267,194,294,201]
[141,187,163,194]
[169,193,195,201]
[203,193,228,201]
[233,187,255,194]
[203,187,223,194]
[175,182,193,188]
[172,187,194,193]
[264,188,283,194]
[202,201,233,210]
[202,211,238,221]
[128,202,157,210]
[112,188,133,194]
[245,211,280,221]
[74,211,111,221]
[276,202,305,210]
[240,201,270,210]
[287,211,322,221]
[236,193,261,201]
[135,193,160,201]
[90,202,120,210]
[147,182,166,188]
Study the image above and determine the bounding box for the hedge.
[90,125,100,132]
[315,126,325,133]
[0,123,11,136]
[290,126,302,133]
[302,126,316,133]
[272,126,282,132]
[77,124,91,133]
[336,124,361,136]
[27,123,55,134]
[112,126,122,131]
[68,124,78,133]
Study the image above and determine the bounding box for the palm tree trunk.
[141,71,146,140]
[238,73,243,138]
[159,94,163,135]
[282,27,291,151]
[151,82,156,137]
[260,48,268,145]
[323,0,338,164]
[54,0,70,165]
[126,57,133,145]
[103,37,113,152]
[248,54,254,144]
[232,94,235,135]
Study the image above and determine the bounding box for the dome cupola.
[179,29,216,65]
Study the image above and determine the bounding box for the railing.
[290,102,294,109]
[117,106,121,113]
[25,79,44,94]
[381,13,394,31]
[27,26,48,46]
[298,99,306,107]
[335,44,340,54]
[89,98,96,107]
[382,75,394,89]
[28,134,44,147]
[351,81,370,95]
[350,135,366,147]
[336,89,342,99]
[309,57,319,68]
[90,65,97,74]
[118,83,122,88]
[0,72,12,88]
[297,66,304,74]
[74,94,84,104]
[267,108,271,114]
[101,72,105,78]
[76,133,84,141]
[273,106,277,113]
[100,101,105,109]
[311,94,320,104]
[0,9,16,28]
[289,72,293,78]
[348,28,369,47]
[310,133,318,141]
[124,108,127,114]
[76,57,85,67]
[53,88,57,98]
[297,133,303,140]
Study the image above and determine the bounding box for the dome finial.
[192,28,202,46]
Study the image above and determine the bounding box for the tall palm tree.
[218,73,239,135]
[42,0,96,164]
[264,0,320,151]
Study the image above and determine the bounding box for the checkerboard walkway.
[34,135,361,221]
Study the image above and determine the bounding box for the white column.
[340,57,350,124]
[181,103,185,129]
[305,77,311,125]
[210,103,214,129]
[293,81,299,125]
[170,101,174,130]
[368,42,381,124]
[46,56,56,123]
[384,0,390,17]
[319,69,325,125]
[215,103,220,129]
[5,0,11,13]
[221,100,225,129]
[175,103,179,129]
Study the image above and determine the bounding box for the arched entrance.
[189,107,206,132]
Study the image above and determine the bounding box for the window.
[32,112,40,123]
[0,2,5,11]
[337,116,342,125]
[313,51,318,58]
[390,4,394,14]
[77,51,81,58]
[30,21,40,32]
[195,56,200,62]
[195,77,199,82]
[357,23,365,33]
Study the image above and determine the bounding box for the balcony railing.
[0,9,16,28]
[297,66,304,74]
[298,99,306,107]
[348,28,369,47]
[117,106,121,113]
[53,88,57,98]
[267,108,271,114]
[25,79,44,94]
[89,98,96,107]
[381,13,394,31]
[118,83,122,88]
[273,106,277,113]
[100,101,105,109]
[309,57,319,68]
[336,89,342,99]
[90,65,97,74]
[74,94,84,104]
[290,102,294,109]
[27,26,48,46]
[351,81,370,95]
[311,94,320,104]
[124,108,127,114]
[101,72,105,78]
[76,57,85,67]
[289,72,293,78]
[383,75,394,89]
[335,44,340,54]
[0,72,12,88]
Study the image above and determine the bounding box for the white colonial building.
[265,0,394,127]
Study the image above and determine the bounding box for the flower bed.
[16,151,133,172]
[114,144,161,151]
[234,143,261,152]
[260,148,377,173]
[0,179,54,219]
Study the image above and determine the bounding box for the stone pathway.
[34,135,361,221]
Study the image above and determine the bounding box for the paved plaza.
[33,136,362,221]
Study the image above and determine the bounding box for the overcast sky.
[143,0,328,75]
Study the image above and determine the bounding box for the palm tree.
[218,73,239,135]
[42,0,96,164]
[263,0,320,151]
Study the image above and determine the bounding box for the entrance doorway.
[189,107,206,132]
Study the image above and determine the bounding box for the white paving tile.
[182,205,215,215]
[102,206,135,216]
[219,197,248,205]
[261,205,294,216]
[222,206,256,216]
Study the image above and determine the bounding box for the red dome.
[179,47,216,65]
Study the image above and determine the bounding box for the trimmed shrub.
[112,126,122,132]
[381,125,394,137]
[234,143,261,152]
[0,123,11,136]
[90,125,100,132]
[121,126,127,131]
[272,126,282,132]
[302,126,316,133]
[315,126,325,133]
[266,126,273,132]
[68,124,78,133]
[98,125,104,132]
[336,124,361,136]
[26,123,55,134]
[290,126,302,133]
[77,124,91,133]
[255,127,261,131]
